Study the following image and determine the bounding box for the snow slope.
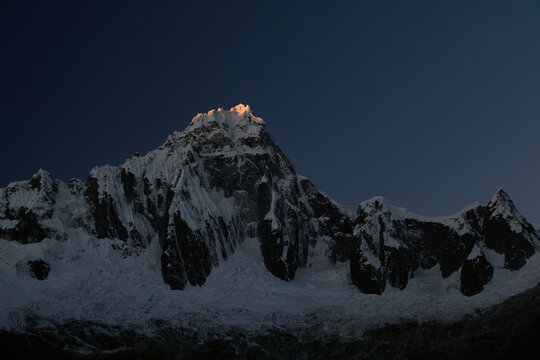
[1,230,539,341]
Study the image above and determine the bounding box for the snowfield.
[1,232,539,341]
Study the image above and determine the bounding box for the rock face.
[299,177,357,263]
[350,191,539,295]
[0,104,538,295]
[28,259,50,280]
[460,254,494,296]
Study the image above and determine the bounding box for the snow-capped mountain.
[0,105,347,291]
[0,105,538,299]
[1,105,540,357]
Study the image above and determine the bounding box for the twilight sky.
[1,0,539,226]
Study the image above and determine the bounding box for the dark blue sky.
[1,0,539,226]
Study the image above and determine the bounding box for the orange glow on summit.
[191,104,264,124]
[230,103,251,115]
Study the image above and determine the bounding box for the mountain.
[0,105,350,291]
[1,105,539,358]
[0,105,538,298]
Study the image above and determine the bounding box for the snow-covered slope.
[0,105,539,341]
[1,228,539,341]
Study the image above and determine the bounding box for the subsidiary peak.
[490,188,512,205]
[488,188,520,218]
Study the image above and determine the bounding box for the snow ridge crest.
[190,104,263,128]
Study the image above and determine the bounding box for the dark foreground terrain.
[2,283,540,360]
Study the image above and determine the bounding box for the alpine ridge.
[0,104,538,299]
[350,189,538,296]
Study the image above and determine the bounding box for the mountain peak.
[190,104,264,126]
[29,168,51,181]
[28,168,53,191]
[359,196,408,217]
[487,188,526,229]
[491,188,510,203]
[184,104,265,143]
[489,188,516,212]
[230,104,260,118]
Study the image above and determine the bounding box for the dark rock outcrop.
[350,253,386,295]
[0,208,48,244]
[460,254,494,296]
[300,178,357,263]
[28,259,50,280]
[84,176,129,241]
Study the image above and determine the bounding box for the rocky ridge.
[350,190,539,295]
